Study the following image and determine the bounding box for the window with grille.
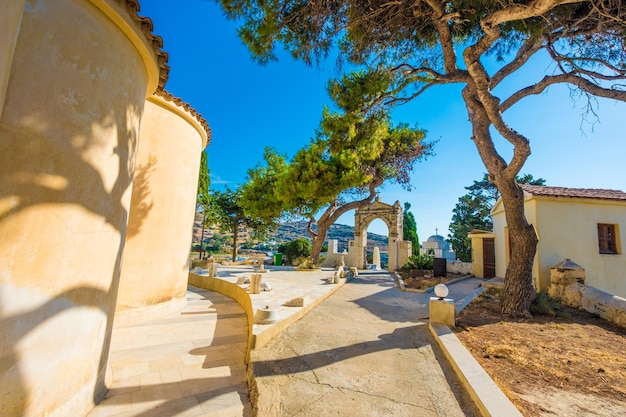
[597,223,617,254]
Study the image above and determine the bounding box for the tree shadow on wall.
[0,286,109,417]
[0,100,154,416]
[125,155,157,239]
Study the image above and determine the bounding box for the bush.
[402,253,434,270]
[295,257,317,270]
[530,291,571,319]
[277,238,312,265]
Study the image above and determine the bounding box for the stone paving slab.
[91,269,487,417]
[248,271,482,417]
[201,265,346,344]
[89,286,252,417]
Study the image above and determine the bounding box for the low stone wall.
[191,259,213,270]
[319,252,346,268]
[549,259,626,329]
[556,283,626,328]
[447,261,472,275]
[188,273,254,363]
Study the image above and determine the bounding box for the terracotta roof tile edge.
[124,2,211,145]
[520,184,626,201]
[157,90,212,145]
[125,0,170,91]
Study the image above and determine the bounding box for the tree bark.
[496,180,538,317]
[307,176,384,264]
[462,85,537,316]
[199,212,206,259]
[309,227,328,264]
[231,221,239,263]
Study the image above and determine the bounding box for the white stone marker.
[250,273,262,294]
[373,246,381,270]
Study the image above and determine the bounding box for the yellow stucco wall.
[0,0,26,119]
[491,201,505,279]
[468,231,495,278]
[493,194,626,297]
[534,198,626,296]
[0,1,159,416]
[116,94,208,326]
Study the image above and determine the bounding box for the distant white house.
[471,185,626,298]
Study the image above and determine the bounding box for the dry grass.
[454,288,626,416]
[398,270,465,290]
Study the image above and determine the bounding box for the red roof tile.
[124,2,211,145]
[126,0,170,91]
[156,90,212,145]
[520,184,626,201]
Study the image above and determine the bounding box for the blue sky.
[142,2,626,240]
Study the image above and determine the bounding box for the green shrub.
[402,253,434,270]
[278,238,312,265]
[295,257,317,270]
[530,291,571,319]
[478,286,502,300]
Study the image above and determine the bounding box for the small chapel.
[420,230,456,261]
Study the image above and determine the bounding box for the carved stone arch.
[347,198,412,270]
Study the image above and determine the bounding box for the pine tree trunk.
[309,227,327,264]
[199,212,206,260]
[231,227,238,263]
[462,85,537,317]
[497,180,537,317]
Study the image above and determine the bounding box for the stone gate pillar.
[351,199,409,271]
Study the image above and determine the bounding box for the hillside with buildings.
[192,216,389,252]
[272,220,389,252]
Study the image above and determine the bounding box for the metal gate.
[483,238,496,278]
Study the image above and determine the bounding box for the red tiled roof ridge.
[125,0,170,91]
[520,184,626,201]
[124,2,211,145]
[156,90,212,145]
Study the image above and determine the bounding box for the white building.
[421,234,456,261]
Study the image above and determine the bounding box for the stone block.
[250,273,262,294]
[283,297,308,307]
[430,297,455,327]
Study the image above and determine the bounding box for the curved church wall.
[115,92,209,327]
[0,1,161,416]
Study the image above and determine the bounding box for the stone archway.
[347,198,412,271]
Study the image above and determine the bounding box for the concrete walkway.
[249,271,481,416]
[89,286,252,417]
[91,269,484,417]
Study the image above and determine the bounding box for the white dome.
[426,235,449,250]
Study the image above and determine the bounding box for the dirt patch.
[398,270,466,290]
[453,288,626,416]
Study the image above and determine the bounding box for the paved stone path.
[89,286,252,417]
[249,271,481,416]
[90,271,484,417]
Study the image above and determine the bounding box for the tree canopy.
[196,151,211,259]
[403,202,420,256]
[210,187,276,262]
[220,0,626,316]
[240,78,432,262]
